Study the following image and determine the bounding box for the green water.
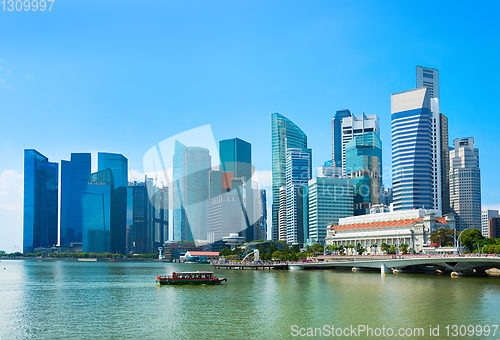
[0,260,499,339]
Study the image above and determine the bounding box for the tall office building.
[82,169,114,253]
[271,113,309,241]
[23,149,58,253]
[417,66,450,215]
[307,177,354,245]
[391,87,441,211]
[172,141,211,241]
[259,189,267,240]
[206,192,246,247]
[340,113,379,176]
[332,109,352,167]
[98,152,128,189]
[130,177,168,254]
[285,148,312,244]
[449,137,481,232]
[344,131,382,215]
[278,186,287,241]
[416,66,439,99]
[482,209,499,237]
[219,137,257,241]
[60,153,91,247]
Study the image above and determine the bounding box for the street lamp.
[455,229,467,255]
[474,240,480,255]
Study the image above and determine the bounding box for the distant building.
[331,109,352,168]
[258,189,267,240]
[449,137,481,232]
[278,186,287,241]
[23,149,59,254]
[488,218,500,239]
[286,148,312,244]
[340,113,379,176]
[482,210,499,237]
[82,169,114,253]
[60,153,91,247]
[326,209,455,254]
[172,141,211,242]
[307,177,354,245]
[416,66,439,99]
[271,113,309,241]
[344,131,382,215]
[206,192,245,249]
[130,177,168,254]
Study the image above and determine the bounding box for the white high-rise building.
[391,87,441,211]
[449,137,481,232]
[416,66,439,99]
[481,210,498,237]
[340,113,379,176]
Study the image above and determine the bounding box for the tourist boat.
[156,271,227,285]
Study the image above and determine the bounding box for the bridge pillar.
[381,263,391,274]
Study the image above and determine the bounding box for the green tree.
[460,228,484,252]
[272,250,283,260]
[380,243,389,254]
[311,243,324,254]
[399,243,409,255]
[219,247,231,257]
[430,228,455,246]
[356,243,365,255]
[387,246,397,254]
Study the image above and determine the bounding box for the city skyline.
[1,1,500,251]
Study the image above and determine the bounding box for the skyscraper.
[23,149,58,253]
[340,113,379,176]
[285,148,312,244]
[98,152,128,189]
[344,131,382,215]
[416,66,439,99]
[331,109,352,167]
[391,87,439,210]
[307,177,354,245]
[172,141,211,241]
[259,189,267,240]
[271,113,309,241]
[60,153,91,247]
[82,169,114,253]
[482,209,499,237]
[417,66,450,215]
[130,177,168,254]
[219,137,257,241]
[449,137,481,232]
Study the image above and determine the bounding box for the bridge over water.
[289,256,500,276]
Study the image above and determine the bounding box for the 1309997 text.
[1,0,54,11]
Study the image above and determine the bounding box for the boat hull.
[156,278,227,285]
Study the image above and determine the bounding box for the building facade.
[325,209,455,254]
[331,109,352,168]
[60,153,91,247]
[482,209,499,237]
[449,137,481,232]
[206,192,246,248]
[391,87,440,211]
[488,218,500,239]
[340,113,380,176]
[285,148,312,244]
[172,141,211,241]
[82,169,114,253]
[416,66,439,99]
[23,149,59,253]
[307,177,354,245]
[344,131,382,215]
[271,113,309,241]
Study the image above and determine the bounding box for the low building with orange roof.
[325,207,455,254]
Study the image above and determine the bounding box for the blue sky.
[1,1,499,252]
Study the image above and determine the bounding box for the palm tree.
[380,243,390,254]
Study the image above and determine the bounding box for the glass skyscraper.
[391,87,434,210]
[60,153,91,247]
[331,109,352,167]
[345,131,382,215]
[271,113,309,241]
[285,148,311,244]
[307,177,353,245]
[23,149,58,253]
[82,169,114,253]
[98,152,128,189]
[172,141,211,241]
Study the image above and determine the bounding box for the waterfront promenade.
[211,254,500,276]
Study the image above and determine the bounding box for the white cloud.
[25,73,33,79]
[0,170,23,253]
[483,204,500,211]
